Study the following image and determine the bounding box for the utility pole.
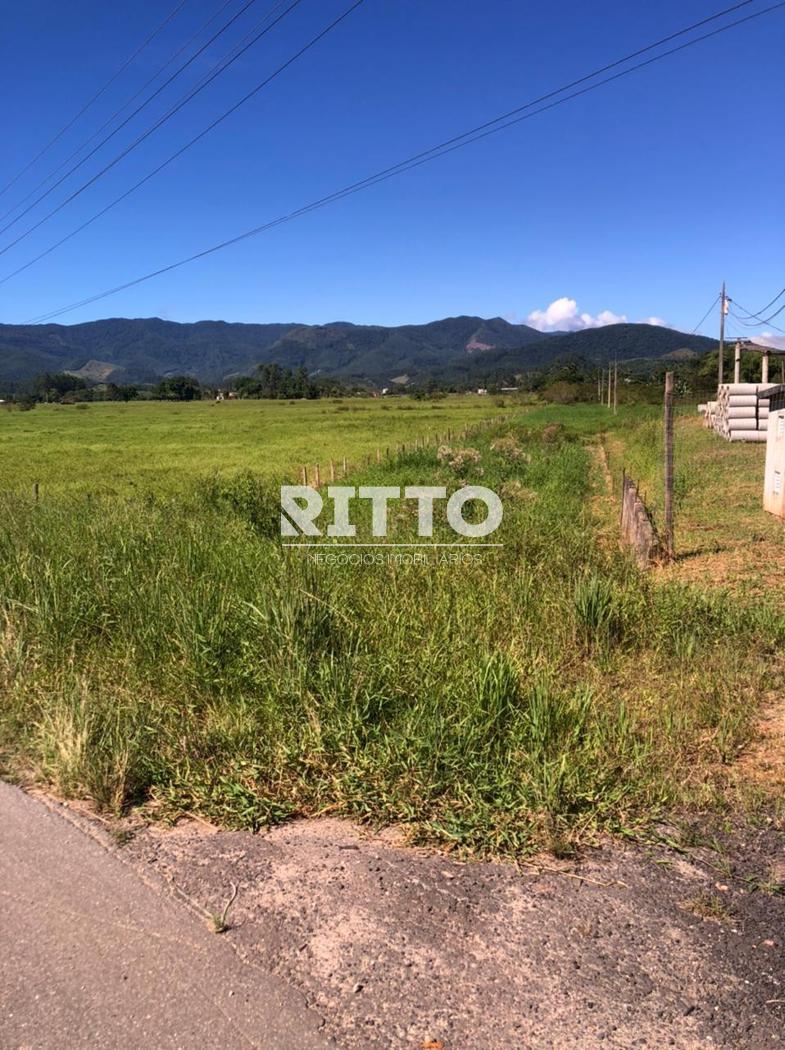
[613,358,618,415]
[718,281,728,387]
[663,371,675,561]
[598,368,602,402]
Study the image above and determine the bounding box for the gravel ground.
[116,813,784,1050]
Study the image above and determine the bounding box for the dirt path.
[113,811,784,1049]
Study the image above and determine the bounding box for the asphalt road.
[0,781,332,1050]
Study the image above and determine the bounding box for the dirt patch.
[657,546,785,605]
[735,692,785,794]
[118,814,785,1050]
[588,441,618,552]
[594,440,613,492]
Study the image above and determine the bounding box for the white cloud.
[752,332,785,351]
[526,297,627,332]
[642,316,667,327]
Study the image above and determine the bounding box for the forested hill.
[458,324,717,381]
[0,315,716,387]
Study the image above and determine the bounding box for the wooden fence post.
[663,371,674,560]
[314,463,321,487]
[301,465,307,485]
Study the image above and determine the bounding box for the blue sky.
[1,0,783,337]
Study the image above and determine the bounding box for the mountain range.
[0,315,717,388]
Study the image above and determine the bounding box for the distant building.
[476,388,488,395]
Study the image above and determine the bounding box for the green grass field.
[2,398,783,856]
[0,396,515,496]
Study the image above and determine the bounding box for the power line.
[26,0,782,323]
[1,0,759,277]
[725,314,748,338]
[0,1,191,202]
[5,0,772,289]
[730,306,771,326]
[761,299,785,324]
[3,0,762,261]
[0,0,242,227]
[730,302,785,334]
[694,289,785,332]
[0,0,366,287]
[751,284,785,316]
[0,0,269,246]
[691,293,720,333]
[740,286,785,326]
[24,0,785,325]
[6,0,765,281]
[0,0,307,266]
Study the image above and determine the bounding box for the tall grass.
[1,418,782,855]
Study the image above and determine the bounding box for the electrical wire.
[723,290,785,329]
[24,0,785,324]
[0,1,191,202]
[730,303,785,334]
[751,284,785,316]
[0,0,305,263]
[0,0,271,244]
[691,293,720,333]
[0,0,365,286]
[0,0,242,227]
[762,299,785,324]
[1,0,763,263]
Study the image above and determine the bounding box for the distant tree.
[31,372,88,402]
[154,375,202,401]
[61,389,94,404]
[541,381,583,404]
[106,383,139,401]
[233,363,323,399]
[410,377,440,400]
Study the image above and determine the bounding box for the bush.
[197,471,282,538]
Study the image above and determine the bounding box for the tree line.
[4,363,353,405]
[5,350,760,408]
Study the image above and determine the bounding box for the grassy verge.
[602,409,785,598]
[1,411,783,856]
